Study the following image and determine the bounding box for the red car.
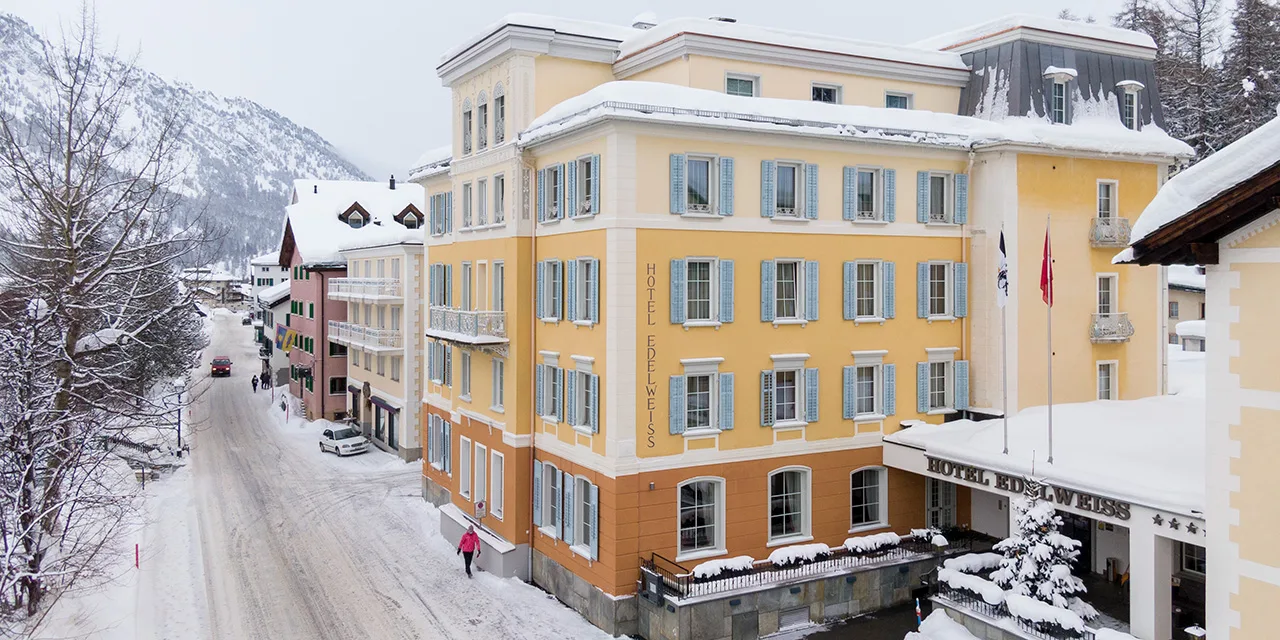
[211,356,232,377]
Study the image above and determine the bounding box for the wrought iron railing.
[328,278,402,298]
[428,306,507,341]
[1090,313,1135,343]
[937,583,1096,640]
[327,320,402,349]
[1090,217,1132,248]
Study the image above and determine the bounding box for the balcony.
[425,306,507,345]
[1090,217,1132,248]
[327,278,402,301]
[1090,313,1135,343]
[327,320,402,351]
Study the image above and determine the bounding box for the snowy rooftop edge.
[1167,264,1205,290]
[520,82,1194,160]
[912,13,1156,51]
[249,250,281,266]
[439,13,639,66]
[257,280,291,305]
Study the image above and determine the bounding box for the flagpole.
[1000,225,1009,455]
[1046,216,1054,464]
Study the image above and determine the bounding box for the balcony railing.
[426,306,507,344]
[937,584,1096,640]
[1090,313,1135,343]
[1090,217,1132,248]
[328,278,402,300]
[327,320,402,350]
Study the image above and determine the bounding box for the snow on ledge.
[1004,594,1085,633]
[938,568,1005,605]
[439,503,516,554]
[691,555,754,579]
[1176,320,1205,338]
[912,13,1156,52]
[1043,66,1077,79]
[766,542,831,566]
[906,610,981,640]
[943,552,1004,573]
[843,531,900,553]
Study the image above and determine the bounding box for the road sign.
[474,501,487,519]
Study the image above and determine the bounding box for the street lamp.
[174,378,186,452]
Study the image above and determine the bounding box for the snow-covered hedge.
[766,542,832,568]
[1004,594,1085,633]
[691,555,754,580]
[911,527,950,547]
[938,568,1005,605]
[843,532,900,553]
[942,552,1003,574]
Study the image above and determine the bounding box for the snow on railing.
[1090,313,1135,343]
[1090,217,1132,247]
[428,306,507,341]
[328,278,402,299]
[937,583,1097,640]
[327,320,402,349]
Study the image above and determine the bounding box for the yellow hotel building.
[409,13,1191,637]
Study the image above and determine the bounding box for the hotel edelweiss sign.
[925,455,1132,521]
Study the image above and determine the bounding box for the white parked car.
[319,427,369,456]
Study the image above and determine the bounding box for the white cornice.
[448,142,521,176]
[614,33,971,87]
[943,27,1155,61]
[438,26,619,86]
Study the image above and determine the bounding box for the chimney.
[631,11,658,29]
[709,16,737,23]
[390,175,396,190]
[313,184,318,194]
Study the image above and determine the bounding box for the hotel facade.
[411,13,1190,637]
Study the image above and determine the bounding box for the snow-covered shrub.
[691,555,754,581]
[911,527,950,547]
[766,543,832,568]
[843,531,900,554]
[992,495,1097,623]
[938,568,1005,605]
[943,552,1004,574]
[1005,594,1085,634]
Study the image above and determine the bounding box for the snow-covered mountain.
[0,13,370,271]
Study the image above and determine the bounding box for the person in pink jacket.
[457,525,481,578]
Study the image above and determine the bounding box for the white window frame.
[348,211,365,228]
[540,354,560,421]
[546,165,563,221]
[811,82,842,104]
[852,353,882,418]
[854,167,882,222]
[402,212,419,229]
[850,466,889,533]
[854,260,883,320]
[684,154,718,215]
[676,476,726,562]
[885,91,913,109]
[490,450,505,519]
[766,466,812,546]
[493,93,506,144]
[574,257,597,324]
[575,155,596,217]
[477,178,488,226]
[462,107,474,155]
[1169,300,1180,319]
[1097,180,1118,219]
[1050,81,1067,124]
[491,358,505,412]
[493,174,506,223]
[926,478,957,529]
[540,260,561,320]
[724,72,759,97]
[461,262,473,310]
[1097,360,1118,400]
[769,353,809,428]
[474,443,487,506]
[773,259,805,322]
[1122,90,1138,130]
[460,352,471,400]
[773,161,803,218]
[926,171,953,224]
[684,257,719,324]
[571,358,595,434]
[572,475,595,558]
[928,260,954,318]
[461,182,473,229]
[541,462,561,538]
[390,355,401,382]
[681,358,724,435]
[459,436,472,499]
[1097,273,1118,315]
[926,347,957,413]
[1181,542,1206,575]
[376,355,386,377]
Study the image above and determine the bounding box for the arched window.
[850,466,888,530]
[493,83,506,145]
[476,91,489,151]
[677,476,725,559]
[768,466,810,542]
[348,212,364,229]
[461,97,474,155]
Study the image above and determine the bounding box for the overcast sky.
[8,0,1127,178]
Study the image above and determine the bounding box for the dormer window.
[349,212,365,229]
[403,213,419,229]
[1116,80,1145,130]
[1043,67,1077,125]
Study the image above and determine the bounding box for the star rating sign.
[1153,514,1164,526]
[1169,518,1181,530]
[1187,522,1199,534]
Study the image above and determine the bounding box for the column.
[1129,531,1173,640]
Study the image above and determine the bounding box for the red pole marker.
[135,544,139,569]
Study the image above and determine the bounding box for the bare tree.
[0,9,209,632]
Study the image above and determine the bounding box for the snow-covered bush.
[691,556,754,581]
[767,542,832,568]
[938,568,1005,605]
[843,531,901,554]
[1005,594,1086,634]
[992,494,1096,624]
[943,552,1004,574]
[911,527,950,547]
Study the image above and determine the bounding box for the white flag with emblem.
[996,231,1009,308]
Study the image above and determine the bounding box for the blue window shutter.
[429,195,438,233]
[719,157,735,216]
[444,423,451,473]
[589,483,600,559]
[563,474,575,545]
[805,260,820,321]
[916,171,929,223]
[954,174,969,224]
[532,461,543,527]
[954,262,968,318]
[760,160,776,218]
[719,259,734,323]
[956,360,970,410]
[916,262,929,318]
[591,154,601,215]
[446,192,453,233]
[536,262,545,319]
[670,154,686,214]
[556,164,566,219]
[884,169,897,222]
[566,371,577,426]
[842,365,855,419]
[719,372,734,430]
[760,370,775,427]
[556,470,565,539]
[804,163,819,219]
[566,160,578,217]
[538,169,547,222]
[535,365,544,415]
[669,375,686,434]
[760,260,776,322]
[670,259,687,324]
[590,374,600,433]
[917,362,929,414]
[445,265,453,306]
[842,167,856,221]
[427,340,435,380]
[805,367,820,422]
[884,364,897,416]
[843,262,856,320]
[556,367,565,422]
[883,261,896,319]
[590,259,600,323]
[566,260,578,321]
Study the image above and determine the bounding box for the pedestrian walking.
[261,371,271,388]
[251,376,258,393]
[457,525,481,578]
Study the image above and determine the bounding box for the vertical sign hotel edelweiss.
[924,456,1132,520]
[645,263,658,449]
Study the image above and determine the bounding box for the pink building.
[276,178,425,420]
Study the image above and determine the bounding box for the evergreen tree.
[1215,0,1280,149]
[991,481,1097,621]
[1165,0,1224,156]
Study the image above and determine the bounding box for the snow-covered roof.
[1120,114,1280,261]
[1167,264,1205,291]
[180,269,238,282]
[439,13,639,66]
[887,347,1206,515]
[283,180,425,266]
[258,280,291,306]
[250,250,280,266]
[521,81,1193,160]
[912,13,1156,52]
[616,17,966,72]
[407,145,452,182]
[1176,319,1206,338]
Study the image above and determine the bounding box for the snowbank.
[904,610,981,640]
[938,568,1005,605]
[1004,594,1085,632]
[767,542,831,566]
[692,555,754,579]
[843,531,901,553]
[943,552,1003,573]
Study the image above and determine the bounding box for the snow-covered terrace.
[519,81,1193,160]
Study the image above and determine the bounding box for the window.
[462,107,473,155]
[1200,302,1205,318]
[926,478,956,528]
[725,74,756,97]
[686,260,714,321]
[572,258,599,323]
[391,356,401,382]
[542,463,561,534]
[329,376,346,396]
[1169,300,1180,318]
[885,92,912,109]
[775,163,800,217]
[402,213,419,229]
[1098,275,1117,315]
[775,260,801,320]
[541,364,560,419]
[856,169,879,220]
[493,262,505,311]
[570,368,598,432]
[329,341,347,357]
[459,437,472,498]
[494,93,505,144]
[547,165,562,221]
[1050,82,1066,124]
[539,260,562,320]
[460,352,471,399]
[856,261,878,318]
[855,365,877,415]
[461,183,473,228]
[308,302,314,319]
[490,451,505,518]
[928,174,949,223]
[678,479,722,556]
[851,468,887,529]
[686,156,714,214]
[477,102,488,150]
[493,175,505,223]
[768,468,808,541]
[1122,91,1137,130]
[774,369,799,423]
[686,374,713,429]
[576,156,597,216]
[929,262,951,317]
[576,477,594,553]
[1098,181,1116,218]
[1097,361,1116,400]
[461,262,473,310]
[348,212,364,228]
[376,355,386,377]
[391,306,401,331]
[474,443,487,506]
[929,361,949,410]
[492,358,505,410]
[351,349,359,367]
[812,84,840,104]
[477,178,488,226]
[1182,543,1206,575]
